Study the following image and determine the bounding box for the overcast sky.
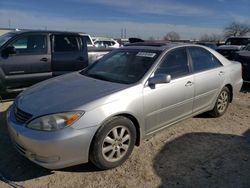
[0,0,249,39]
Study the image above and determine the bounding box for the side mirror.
[2,46,16,56]
[148,74,171,86]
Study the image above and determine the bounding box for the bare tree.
[163,31,180,41]
[200,33,222,42]
[224,22,250,38]
[148,36,155,40]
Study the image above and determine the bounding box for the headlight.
[26,112,84,131]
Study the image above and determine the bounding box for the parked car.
[94,38,120,48]
[7,43,243,170]
[216,36,250,60]
[0,31,111,94]
[196,42,218,50]
[233,44,250,82]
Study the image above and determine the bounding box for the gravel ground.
[0,84,250,188]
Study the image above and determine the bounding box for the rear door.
[1,33,51,89]
[51,34,88,75]
[188,47,224,113]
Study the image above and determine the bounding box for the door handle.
[40,57,48,62]
[219,71,225,76]
[185,81,193,87]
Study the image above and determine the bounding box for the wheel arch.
[90,113,141,150]
[224,84,233,103]
[117,113,141,146]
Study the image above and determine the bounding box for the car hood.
[16,72,129,116]
[217,45,244,50]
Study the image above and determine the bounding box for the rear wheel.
[210,87,230,117]
[90,116,136,169]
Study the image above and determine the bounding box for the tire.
[209,87,230,117]
[90,116,136,169]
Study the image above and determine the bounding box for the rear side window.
[189,47,222,73]
[155,47,190,79]
[11,35,47,54]
[54,35,80,52]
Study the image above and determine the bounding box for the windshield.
[225,38,250,46]
[0,33,15,48]
[81,49,161,84]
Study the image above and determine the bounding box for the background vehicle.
[196,42,218,50]
[7,43,243,170]
[0,31,111,94]
[233,44,250,82]
[94,37,120,48]
[216,36,250,60]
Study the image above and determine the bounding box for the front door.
[143,47,194,134]
[1,33,51,89]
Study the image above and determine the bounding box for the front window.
[155,47,190,79]
[11,35,47,54]
[81,49,161,84]
[0,33,15,48]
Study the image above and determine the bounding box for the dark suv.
[234,44,250,82]
[216,37,250,60]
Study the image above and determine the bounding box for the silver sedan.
[7,43,243,169]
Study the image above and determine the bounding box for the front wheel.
[90,116,136,169]
[209,87,230,117]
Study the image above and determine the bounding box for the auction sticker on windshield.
[136,52,156,58]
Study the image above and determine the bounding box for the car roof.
[122,42,200,51]
[6,30,80,36]
[227,36,250,39]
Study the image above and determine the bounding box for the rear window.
[54,35,80,52]
[189,47,222,73]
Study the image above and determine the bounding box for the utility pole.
[121,28,123,39]
[8,19,11,29]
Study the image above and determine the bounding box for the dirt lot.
[0,85,250,188]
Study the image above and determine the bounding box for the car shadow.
[153,129,250,188]
[0,108,103,183]
[0,92,19,102]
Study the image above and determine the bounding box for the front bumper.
[7,105,98,169]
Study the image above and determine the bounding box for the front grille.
[14,106,33,124]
